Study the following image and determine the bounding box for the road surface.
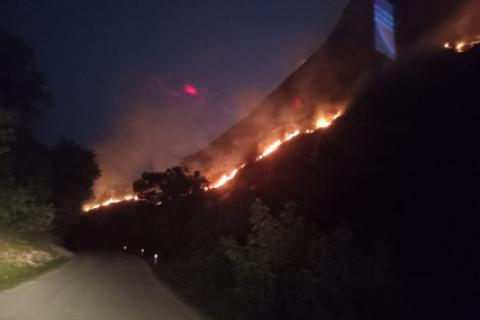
[0,254,204,320]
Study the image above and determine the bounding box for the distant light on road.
[123,245,127,250]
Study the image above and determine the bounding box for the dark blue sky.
[0,0,347,148]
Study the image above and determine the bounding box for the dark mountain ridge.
[183,0,477,182]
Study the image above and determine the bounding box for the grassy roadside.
[0,232,71,292]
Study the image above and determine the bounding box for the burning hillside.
[84,0,480,213]
[182,0,479,181]
[206,108,343,190]
[83,108,343,212]
[82,38,479,213]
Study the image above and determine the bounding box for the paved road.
[0,254,204,320]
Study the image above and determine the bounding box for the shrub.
[0,185,54,233]
[222,199,394,320]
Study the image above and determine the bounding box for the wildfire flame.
[256,140,282,161]
[83,109,344,212]
[212,109,343,188]
[209,167,241,189]
[285,130,301,141]
[82,194,139,213]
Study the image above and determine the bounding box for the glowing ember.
[83,194,139,213]
[444,38,480,53]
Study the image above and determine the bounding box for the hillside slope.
[183,0,475,182]
[197,44,480,319]
[70,44,480,320]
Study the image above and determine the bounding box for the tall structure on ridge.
[374,0,396,59]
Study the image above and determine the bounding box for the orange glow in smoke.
[316,118,332,128]
[316,110,343,129]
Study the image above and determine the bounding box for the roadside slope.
[0,233,70,292]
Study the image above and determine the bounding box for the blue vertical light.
[374,0,396,59]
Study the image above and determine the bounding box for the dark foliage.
[69,47,480,320]
[50,140,100,236]
[0,33,54,232]
[0,33,100,236]
[0,33,51,135]
[133,167,207,205]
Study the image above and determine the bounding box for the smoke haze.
[91,0,480,201]
[92,78,222,200]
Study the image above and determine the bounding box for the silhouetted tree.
[0,33,54,233]
[50,140,100,236]
[133,167,207,205]
[0,109,15,155]
[0,32,51,135]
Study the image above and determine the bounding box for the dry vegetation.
[0,233,71,291]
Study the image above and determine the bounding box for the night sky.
[0,0,347,170]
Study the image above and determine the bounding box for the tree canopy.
[0,33,51,135]
[0,33,100,235]
[133,167,207,205]
[50,140,100,212]
[0,109,15,155]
